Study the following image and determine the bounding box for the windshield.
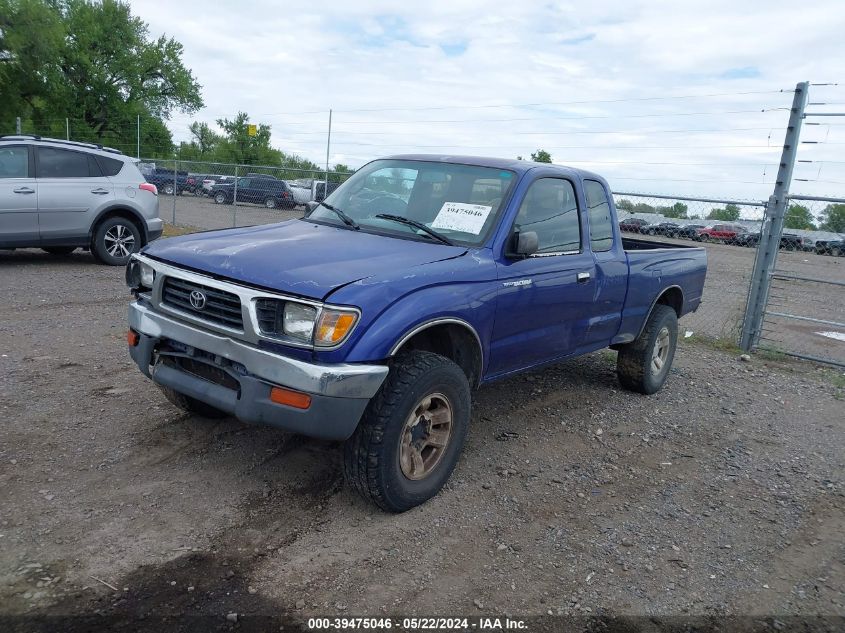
[305,159,516,246]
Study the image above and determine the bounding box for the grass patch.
[162,223,201,238]
[681,333,742,355]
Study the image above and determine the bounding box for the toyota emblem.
[189,290,207,310]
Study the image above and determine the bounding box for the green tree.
[707,203,741,221]
[660,202,688,219]
[530,149,552,163]
[616,199,635,211]
[215,112,281,165]
[0,0,201,154]
[819,204,845,233]
[784,204,816,230]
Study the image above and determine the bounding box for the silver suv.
[0,135,162,265]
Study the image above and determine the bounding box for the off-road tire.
[157,385,229,419]
[92,217,141,266]
[343,351,471,513]
[42,246,76,256]
[616,304,678,395]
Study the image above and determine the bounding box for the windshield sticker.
[431,202,492,235]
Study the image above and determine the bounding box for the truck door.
[583,179,626,346]
[0,145,38,246]
[490,177,595,376]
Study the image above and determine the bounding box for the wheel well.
[91,209,147,246]
[392,323,482,387]
[655,286,683,317]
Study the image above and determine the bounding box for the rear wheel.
[343,351,471,512]
[832,246,843,257]
[264,196,278,209]
[92,217,141,266]
[616,304,678,395]
[157,385,229,419]
[163,183,175,195]
[42,246,76,256]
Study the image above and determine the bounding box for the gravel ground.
[1,248,843,632]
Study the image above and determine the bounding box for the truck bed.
[613,237,708,345]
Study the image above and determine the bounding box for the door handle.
[577,272,591,283]
[91,188,110,194]
[13,187,35,194]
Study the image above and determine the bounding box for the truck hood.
[143,219,468,301]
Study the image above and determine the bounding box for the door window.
[584,180,613,252]
[37,147,96,178]
[514,178,580,254]
[0,146,29,178]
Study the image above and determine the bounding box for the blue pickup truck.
[125,155,707,511]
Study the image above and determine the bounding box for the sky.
[129,0,845,201]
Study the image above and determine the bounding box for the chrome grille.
[255,298,283,335]
[161,277,244,330]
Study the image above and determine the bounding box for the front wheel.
[214,192,227,204]
[163,183,175,195]
[616,304,678,395]
[343,351,471,512]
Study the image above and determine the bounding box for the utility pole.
[137,115,140,159]
[324,109,332,200]
[740,81,809,351]
[15,117,21,134]
[66,118,70,140]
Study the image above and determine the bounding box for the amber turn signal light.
[269,386,312,410]
[127,330,140,347]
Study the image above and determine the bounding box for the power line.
[277,125,788,137]
[325,108,779,125]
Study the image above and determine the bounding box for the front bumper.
[128,301,388,440]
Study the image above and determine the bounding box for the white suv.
[0,135,162,265]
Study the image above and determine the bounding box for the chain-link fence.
[141,159,352,230]
[612,192,768,342]
[756,195,845,367]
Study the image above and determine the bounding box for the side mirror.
[509,231,539,258]
[305,200,319,214]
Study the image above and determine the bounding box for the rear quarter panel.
[613,247,707,344]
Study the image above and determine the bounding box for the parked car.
[696,223,748,243]
[734,231,807,250]
[125,154,707,511]
[287,178,341,204]
[642,221,681,237]
[674,224,706,240]
[209,176,296,209]
[819,238,845,256]
[815,237,845,255]
[0,135,161,265]
[183,174,207,196]
[618,217,650,233]
[145,168,190,196]
[200,175,233,194]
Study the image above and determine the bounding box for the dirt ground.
[1,248,844,632]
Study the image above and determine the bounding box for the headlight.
[125,258,155,290]
[283,303,318,341]
[314,308,358,346]
[256,300,358,347]
[140,262,155,288]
